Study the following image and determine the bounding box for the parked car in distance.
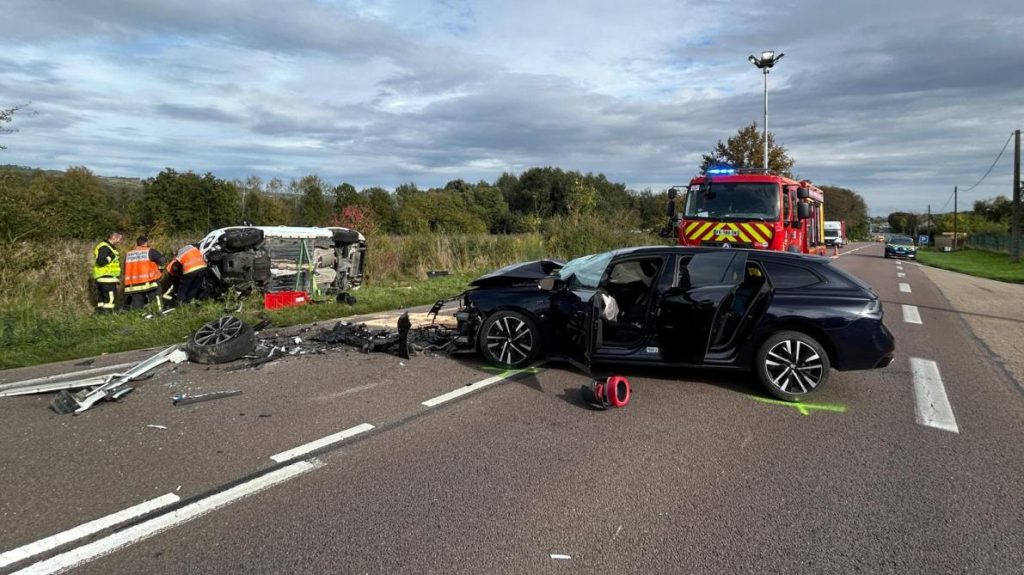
[447,246,895,402]
[884,236,917,259]
[197,226,367,296]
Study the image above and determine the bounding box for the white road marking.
[910,358,959,434]
[0,494,180,569]
[899,283,912,293]
[902,304,922,325]
[897,272,906,278]
[270,423,375,463]
[13,460,322,575]
[422,363,545,407]
[550,554,572,560]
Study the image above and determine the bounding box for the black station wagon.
[448,246,895,401]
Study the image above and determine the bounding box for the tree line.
[0,164,671,242]
[886,195,1016,237]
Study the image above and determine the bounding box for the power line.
[960,132,1014,193]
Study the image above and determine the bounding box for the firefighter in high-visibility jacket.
[162,244,207,305]
[91,231,123,313]
[123,235,166,310]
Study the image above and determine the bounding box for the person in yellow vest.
[123,235,166,310]
[92,231,123,314]
[162,243,208,305]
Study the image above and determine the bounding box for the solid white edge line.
[899,282,912,293]
[422,363,545,407]
[269,423,375,463]
[909,358,959,434]
[902,304,922,325]
[0,494,180,569]
[14,460,322,575]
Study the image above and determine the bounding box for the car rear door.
[654,251,746,364]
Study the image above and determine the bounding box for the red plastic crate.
[264,290,309,310]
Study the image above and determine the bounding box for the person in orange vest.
[123,235,166,310]
[91,231,123,314]
[162,243,208,305]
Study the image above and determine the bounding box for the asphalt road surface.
[2,242,1023,574]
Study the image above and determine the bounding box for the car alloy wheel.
[755,331,830,401]
[478,310,541,369]
[186,315,256,364]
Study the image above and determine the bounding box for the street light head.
[761,50,774,60]
[748,55,758,65]
[775,52,785,62]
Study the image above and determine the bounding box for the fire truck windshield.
[683,182,779,221]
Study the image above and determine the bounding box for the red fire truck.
[666,166,827,256]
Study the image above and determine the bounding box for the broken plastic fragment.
[168,350,188,364]
[146,424,167,430]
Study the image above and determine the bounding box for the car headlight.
[860,299,882,317]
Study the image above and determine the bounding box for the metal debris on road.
[172,390,243,406]
[146,424,167,430]
[49,345,183,415]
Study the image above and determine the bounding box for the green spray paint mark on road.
[749,395,848,416]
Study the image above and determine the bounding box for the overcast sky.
[1,0,1021,215]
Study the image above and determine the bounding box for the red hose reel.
[580,376,631,409]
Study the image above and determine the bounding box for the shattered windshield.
[558,251,614,290]
[683,182,780,221]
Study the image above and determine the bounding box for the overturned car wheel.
[478,310,541,369]
[755,331,830,402]
[219,228,264,252]
[186,316,256,364]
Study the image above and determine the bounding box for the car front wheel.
[478,310,542,369]
[755,331,830,402]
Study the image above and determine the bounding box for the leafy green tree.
[293,175,331,226]
[820,185,870,240]
[333,182,361,215]
[0,167,39,242]
[887,212,919,235]
[361,186,398,233]
[700,122,795,177]
[141,169,240,234]
[973,195,1012,226]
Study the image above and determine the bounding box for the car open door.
[655,251,746,364]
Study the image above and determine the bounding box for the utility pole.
[953,186,959,251]
[1012,129,1021,263]
[927,204,931,244]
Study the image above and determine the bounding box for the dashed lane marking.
[422,363,546,407]
[910,358,959,434]
[270,423,375,463]
[899,283,912,293]
[897,272,906,278]
[902,304,922,325]
[0,494,180,569]
[13,460,323,575]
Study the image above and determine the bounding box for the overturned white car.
[197,226,367,296]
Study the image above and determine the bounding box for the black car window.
[762,261,823,289]
[676,252,741,288]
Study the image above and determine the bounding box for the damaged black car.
[446,246,895,401]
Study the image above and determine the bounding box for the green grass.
[0,273,475,370]
[916,248,1024,283]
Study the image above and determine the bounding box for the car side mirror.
[797,202,810,219]
[538,277,559,291]
[796,187,810,200]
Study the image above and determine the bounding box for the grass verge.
[0,273,474,371]
[916,248,1024,283]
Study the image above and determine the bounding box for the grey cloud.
[154,103,239,123]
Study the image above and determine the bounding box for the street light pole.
[749,50,784,172]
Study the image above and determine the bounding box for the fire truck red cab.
[670,167,826,256]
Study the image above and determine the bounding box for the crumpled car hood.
[469,259,565,288]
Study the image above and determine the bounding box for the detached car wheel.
[186,316,256,364]
[478,310,542,369]
[755,331,830,402]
